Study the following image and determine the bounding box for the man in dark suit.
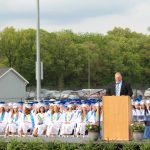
[106,72,133,97]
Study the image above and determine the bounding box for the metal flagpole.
[36,0,41,101]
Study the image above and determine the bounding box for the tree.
[0,27,19,67]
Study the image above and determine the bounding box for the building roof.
[0,67,29,85]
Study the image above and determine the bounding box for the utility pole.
[36,0,41,101]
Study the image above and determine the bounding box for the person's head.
[92,105,96,111]
[39,106,45,113]
[49,105,54,111]
[18,104,23,112]
[134,101,139,109]
[44,105,49,111]
[68,105,73,112]
[77,105,82,111]
[24,107,31,115]
[12,104,19,113]
[23,104,31,115]
[81,104,88,112]
[0,105,5,113]
[115,72,122,83]
[93,103,100,112]
[53,105,60,113]
[5,106,10,112]
[9,108,13,113]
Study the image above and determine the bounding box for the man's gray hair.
[115,72,122,76]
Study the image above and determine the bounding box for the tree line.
[0,27,149,90]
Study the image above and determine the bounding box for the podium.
[102,96,132,141]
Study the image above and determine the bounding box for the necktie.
[116,83,120,96]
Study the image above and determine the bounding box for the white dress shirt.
[115,81,122,96]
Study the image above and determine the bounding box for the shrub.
[121,142,139,150]
[2,138,150,150]
[86,124,100,132]
[130,123,145,132]
[140,140,150,150]
[0,139,7,150]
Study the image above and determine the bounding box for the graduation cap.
[43,100,50,103]
[28,102,35,106]
[140,100,145,105]
[59,102,64,106]
[134,95,142,102]
[39,100,44,103]
[77,101,82,105]
[17,101,24,105]
[134,101,140,105]
[49,99,56,102]
[0,103,6,108]
[44,102,49,106]
[81,103,88,107]
[67,104,73,108]
[146,100,150,104]
[23,103,32,109]
[12,103,20,109]
[54,101,61,105]
[73,98,80,101]
[64,105,68,109]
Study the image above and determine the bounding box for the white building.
[0,68,29,102]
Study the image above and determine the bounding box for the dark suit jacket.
[106,81,133,97]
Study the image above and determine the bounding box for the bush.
[0,139,7,150]
[7,140,25,150]
[86,124,100,132]
[140,140,150,150]
[7,139,49,150]
[130,123,145,132]
[1,139,150,150]
[121,142,139,150]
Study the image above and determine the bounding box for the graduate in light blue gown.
[75,104,89,136]
[132,101,139,122]
[0,104,9,133]
[137,101,145,123]
[33,103,48,137]
[5,103,21,136]
[99,102,103,139]
[18,104,35,137]
[144,100,150,139]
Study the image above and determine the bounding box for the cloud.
[0,0,142,24]
[40,0,132,23]
[0,0,150,34]
[40,0,150,34]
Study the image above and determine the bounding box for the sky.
[0,0,150,34]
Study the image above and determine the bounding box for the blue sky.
[0,0,150,34]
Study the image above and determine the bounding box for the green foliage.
[7,139,49,150]
[0,27,149,89]
[121,142,139,150]
[0,138,7,150]
[86,124,100,132]
[2,139,150,150]
[130,123,145,132]
[140,140,150,150]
